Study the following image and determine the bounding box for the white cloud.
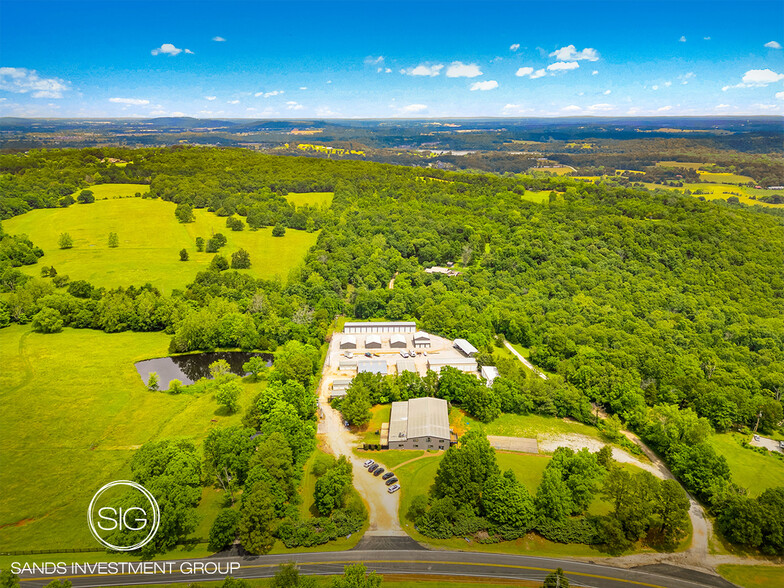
[315,106,339,117]
[704,36,711,40]
[603,89,611,95]
[255,90,284,98]
[212,36,226,42]
[401,103,427,113]
[169,112,186,117]
[326,80,332,84]
[446,61,483,78]
[184,49,194,54]
[657,105,672,112]
[150,110,166,116]
[0,67,69,98]
[664,81,672,87]
[401,64,444,77]
[510,43,520,52]
[764,41,782,49]
[652,85,659,91]
[776,91,784,100]
[364,55,384,65]
[753,103,779,110]
[286,101,304,110]
[227,99,240,104]
[588,103,614,112]
[530,69,546,79]
[561,105,582,112]
[299,87,308,90]
[470,80,498,91]
[715,104,731,109]
[724,68,784,90]
[204,96,217,101]
[151,43,191,56]
[515,67,534,77]
[502,103,532,115]
[109,97,149,105]
[547,61,579,72]
[549,45,599,61]
[592,70,599,75]
[679,36,687,42]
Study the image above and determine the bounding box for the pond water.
[135,351,272,391]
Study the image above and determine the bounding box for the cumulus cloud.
[776,91,784,100]
[151,43,192,56]
[657,105,672,112]
[502,103,532,115]
[679,36,687,42]
[510,43,520,52]
[561,105,582,112]
[315,106,339,117]
[227,99,240,104]
[723,68,784,90]
[255,90,284,98]
[446,61,483,78]
[530,69,546,79]
[401,64,443,76]
[286,101,303,110]
[592,70,599,75]
[704,36,711,40]
[603,89,611,95]
[0,67,69,98]
[212,36,226,42]
[401,103,427,113]
[205,96,217,101]
[715,104,731,109]
[764,41,782,49]
[652,85,659,90]
[516,67,534,77]
[299,86,308,90]
[547,61,579,72]
[752,103,779,110]
[588,103,614,112]
[549,45,599,61]
[378,67,392,73]
[679,72,695,84]
[364,55,384,65]
[470,80,498,91]
[109,97,149,105]
[664,81,672,87]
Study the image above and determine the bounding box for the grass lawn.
[520,190,553,204]
[708,433,784,497]
[717,565,784,588]
[357,404,391,445]
[284,192,334,208]
[72,183,150,200]
[0,324,264,554]
[4,198,318,293]
[481,413,603,441]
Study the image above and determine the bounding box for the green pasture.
[481,413,603,441]
[284,192,334,208]
[71,183,150,200]
[696,171,755,184]
[708,433,784,497]
[3,198,319,293]
[0,324,264,554]
[717,565,784,588]
[655,161,705,170]
[520,190,553,204]
[531,166,573,176]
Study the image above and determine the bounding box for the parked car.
[388,484,400,493]
[372,353,380,357]
[368,464,378,473]
[422,351,427,357]
[363,460,375,468]
[753,434,761,441]
[344,351,353,358]
[409,350,416,357]
[382,471,394,480]
[373,467,385,476]
[365,352,372,357]
[385,477,398,486]
[400,351,409,358]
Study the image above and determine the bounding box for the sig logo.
[88,480,160,551]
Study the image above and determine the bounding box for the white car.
[422,351,427,357]
[363,459,374,468]
[387,484,400,493]
[409,350,417,357]
[344,351,353,358]
[400,351,409,358]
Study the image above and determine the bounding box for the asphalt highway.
[15,549,734,588]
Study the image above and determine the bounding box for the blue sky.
[1,0,783,118]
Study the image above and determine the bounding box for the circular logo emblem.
[87,480,160,551]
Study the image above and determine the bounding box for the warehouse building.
[390,333,407,348]
[426,356,478,373]
[339,335,357,350]
[481,366,499,387]
[384,397,456,450]
[396,358,417,374]
[330,378,353,398]
[338,359,357,371]
[344,321,417,334]
[453,338,478,357]
[365,334,382,349]
[357,358,388,375]
[413,331,431,348]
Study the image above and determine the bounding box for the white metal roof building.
[338,359,357,371]
[365,334,382,348]
[357,358,388,375]
[339,335,357,349]
[387,397,454,450]
[413,331,431,348]
[396,358,417,374]
[344,321,416,334]
[390,333,407,348]
[481,366,500,387]
[427,356,478,373]
[453,338,478,357]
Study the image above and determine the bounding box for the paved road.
[17,550,735,588]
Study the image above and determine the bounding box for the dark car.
[385,477,398,486]
[382,471,394,480]
[373,467,385,476]
[367,464,378,473]
[365,352,372,357]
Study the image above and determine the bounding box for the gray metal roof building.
[426,356,478,373]
[387,397,454,450]
[453,338,479,357]
[396,358,417,374]
[357,358,388,375]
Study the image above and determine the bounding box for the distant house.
[344,321,416,334]
[413,331,431,348]
[453,338,478,357]
[339,335,357,349]
[357,358,388,375]
[365,334,382,349]
[427,356,478,373]
[390,333,407,348]
[385,397,456,450]
[481,366,499,387]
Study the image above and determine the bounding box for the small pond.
[135,351,273,391]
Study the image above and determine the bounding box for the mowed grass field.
[696,170,756,184]
[285,191,334,208]
[717,565,784,588]
[0,324,267,553]
[3,198,319,293]
[520,190,554,204]
[481,412,603,442]
[708,433,784,497]
[71,183,150,200]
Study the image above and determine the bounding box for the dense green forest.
[1,146,783,553]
